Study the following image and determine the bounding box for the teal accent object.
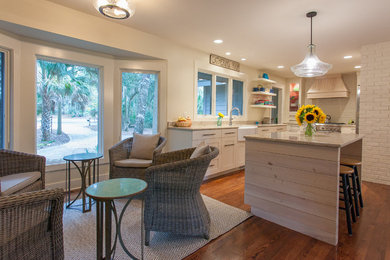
[86,178,147,200]
[262,73,269,79]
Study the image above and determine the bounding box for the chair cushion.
[0,171,41,196]
[130,133,160,160]
[114,158,153,168]
[190,142,211,159]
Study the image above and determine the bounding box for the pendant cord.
[310,16,313,45]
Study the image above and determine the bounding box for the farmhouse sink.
[237,125,257,141]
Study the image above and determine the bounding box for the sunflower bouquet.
[295,105,326,136]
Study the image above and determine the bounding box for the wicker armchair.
[0,149,46,195]
[0,188,64,260]
[109,136,166,180]
[143,146,219,245]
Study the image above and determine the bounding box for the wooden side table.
[63,152,103,213]
[86,178,147,260]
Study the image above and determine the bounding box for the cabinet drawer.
[258,127,271,133]
[275,125,287,132]
[222,129,238,139]
[192,129,221,140]
[206,158,219,176]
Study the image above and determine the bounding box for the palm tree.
[36,60,68,141]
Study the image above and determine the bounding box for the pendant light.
[94,0,135,20]
[291,11,332,77]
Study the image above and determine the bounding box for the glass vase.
[217,117,223,126]
[305,123,315,137]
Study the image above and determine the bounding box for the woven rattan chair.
[0,188,64,260]
[109,136,166,180]
[143,146,219,245]
[0,149,46,195]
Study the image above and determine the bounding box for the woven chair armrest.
[0,150,46,180]
[146,147,218,190]
[0,188,64,259]
[109,138,133,166]
[153,147,195,165]
[0,188,63,210]
[152,137,167,160]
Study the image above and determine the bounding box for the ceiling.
[47,0,390,77]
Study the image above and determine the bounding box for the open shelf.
[251,91,277,96]
[250,105,277,109]
[253,78,277,84]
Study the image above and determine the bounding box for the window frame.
[119,69,160,140]
[0,47,11,149]
[195,69,246,120]
[34,55,104,165]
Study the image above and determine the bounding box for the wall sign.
[209,54,240,72]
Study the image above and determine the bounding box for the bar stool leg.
[341,174,353,235]
[354,166,364,208]
[346,176,356,223]
[350,169,360,217]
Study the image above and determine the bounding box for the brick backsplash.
[360,41,390,185]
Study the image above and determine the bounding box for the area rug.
[63,195,252,260]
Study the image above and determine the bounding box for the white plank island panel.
[244,132,363,245]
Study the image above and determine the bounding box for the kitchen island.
[244,132,363,245]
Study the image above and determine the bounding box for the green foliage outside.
[121,72,157,134]
[36,59,99,143]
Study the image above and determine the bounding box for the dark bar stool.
[341,158,364,217]
[340,165,356,235]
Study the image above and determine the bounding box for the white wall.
[0,0,283,189]
[360,41,390,185]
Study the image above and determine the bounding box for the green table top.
[63,152,103,161]
[86,178,147,201]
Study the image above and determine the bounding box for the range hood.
[306,74,349,99]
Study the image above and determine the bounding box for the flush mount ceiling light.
[291,11,332,78]
[213,39,223,44]
[94,0,135,19]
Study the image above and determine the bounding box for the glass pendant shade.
[291,44,332,77]
[94,0,135,19]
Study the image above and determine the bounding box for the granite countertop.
[245,132,363,148]
[167,125,239,131]
[168,123,287,131]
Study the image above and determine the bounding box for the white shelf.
[250,105,277,109]
[253,78,277,84]
[251,91,277,96]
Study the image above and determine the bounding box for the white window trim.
[35,55,104,167]
[0,47,11,149]
[194,68,247,121]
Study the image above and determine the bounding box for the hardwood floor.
[67,171,389,259]
[184,170,390,260]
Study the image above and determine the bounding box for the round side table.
[63,152,103,213]
[86,178,147,260]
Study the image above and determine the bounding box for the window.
[196,71,245,118]
[36,59,100,165]
[197,72,212,115]
[289,83,300,112]
[232,80,243,115]
[0,52,4,148]
[0,49,10,149]
[121,71,158,139]
[216,76,228,115]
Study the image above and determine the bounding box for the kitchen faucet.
[229,107,241,125]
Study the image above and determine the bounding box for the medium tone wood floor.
[185,171,390,260]
[68,171,389,259]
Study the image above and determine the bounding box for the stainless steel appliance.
[315,123,345,133]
